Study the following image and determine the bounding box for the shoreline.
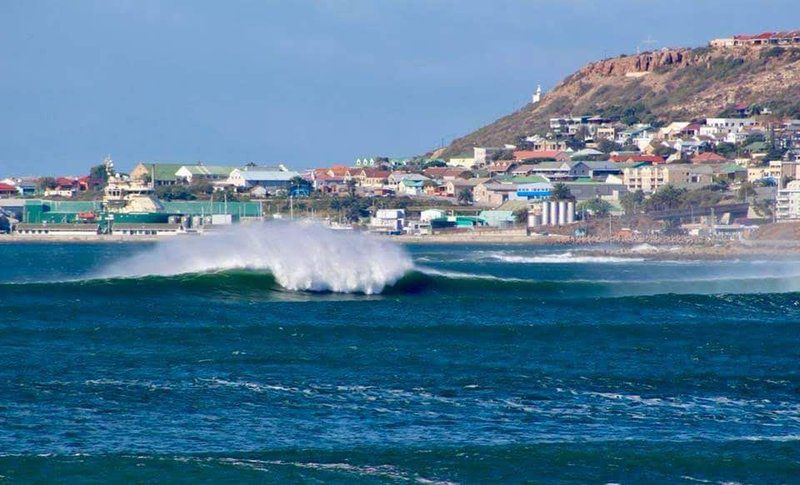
[3,232,800,260]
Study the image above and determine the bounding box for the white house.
[776,180,800,221]
[226,167,299,192]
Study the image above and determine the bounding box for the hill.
[441,44,800,158]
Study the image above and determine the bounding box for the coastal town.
[2,31,800,245]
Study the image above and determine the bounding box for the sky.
[1,0,799,175]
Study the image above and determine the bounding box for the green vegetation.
[550,183,573,201]
[577,198,612,217]
[457,188,473,205]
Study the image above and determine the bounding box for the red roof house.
[513,150,570,162]
[692,152,729,164]
[0,182,18,196]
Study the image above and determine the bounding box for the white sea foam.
[415,266,527,282]
[95,221,413,294]
[487,252,645,264]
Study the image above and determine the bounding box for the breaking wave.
[486,252,645,264]
[94,221,413,294]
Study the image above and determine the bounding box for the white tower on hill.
[532,84,542,104]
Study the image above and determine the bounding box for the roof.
[178,165,237,177]
[139,163,185,182]
[361,169,391,178]
[449,177,488,187]
[506,175,550,184]
[716,163,747,174]
[235,170,299,181]
[0,183,17,191]
[581,161,619,170]
[692,152,728,163]
[513,150,566,161]
[570,148,605,158]
[16,223,99,231]
[744,141,770,152]
[481,182,519,192]
[609,154,664,164]
[113,223,182,230]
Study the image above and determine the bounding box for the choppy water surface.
[1,229,799,482]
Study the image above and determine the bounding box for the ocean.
[1,224,799,482]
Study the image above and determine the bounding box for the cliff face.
[574,48,693,78]
[441,46,800,158]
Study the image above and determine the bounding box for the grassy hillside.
[441,46,800,158]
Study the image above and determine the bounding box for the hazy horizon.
[1,0,799,175]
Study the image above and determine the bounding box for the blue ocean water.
[1,238,799,482]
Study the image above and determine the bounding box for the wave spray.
[96,221,413,294]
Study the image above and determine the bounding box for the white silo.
[541,201,550,226]
[527,210,540,228]
[567,201,575,223]
[549,201,558,226]
[558,200,567,225]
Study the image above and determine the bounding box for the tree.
[89,164,109,184]
[457,188,473,205]
[550,183,573,201]
[577,198,612,218]
[620,190,645,215]
[737,181,757,202]
[423,159,447,168]
[653,145,677,158]
[644,184,687,212]
[488,149,514,162]
[597,138,623,154]
[346,179,357,197]
[37,177,57,192]
[289,176,312,196]
[715,142,737,158]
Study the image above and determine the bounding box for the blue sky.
[1,0,799,175]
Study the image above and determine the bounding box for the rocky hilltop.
[441,45,800,158]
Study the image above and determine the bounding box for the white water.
[487,252,645,264]
[96,221,413,294]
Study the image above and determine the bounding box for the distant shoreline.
[3,232,800,260]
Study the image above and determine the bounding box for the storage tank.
[557,201,567,225]
[567,201,575,223]
[541,201,550,226]
[527,211,540,228]
[549,201,558,226]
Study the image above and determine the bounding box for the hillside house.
[175,164,237,184]
[473,182,518,206]
[513,150,571,163]
[226,167,299,193]
[445,177,489,198]
[130,163,185,186]
[623,165,714,194]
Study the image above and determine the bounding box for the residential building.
[512,150,571,162]
[226,166,300,192]
[473,182,518,206]
[0,183,17,198]
[445,177,489,198]
[564,179,628,202]
[130,163,185,186]
[512,161,591,180]
[447,156,477,168]
[473,147,505,165]
[692,152,729,164]
[352,168,390,188]
[622,165,713,193]
[423,167,472,181]
[175,164,237,184]
[369,209,405,233]
[777,180,800,221]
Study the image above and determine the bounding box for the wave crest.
[95,221,413,294]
